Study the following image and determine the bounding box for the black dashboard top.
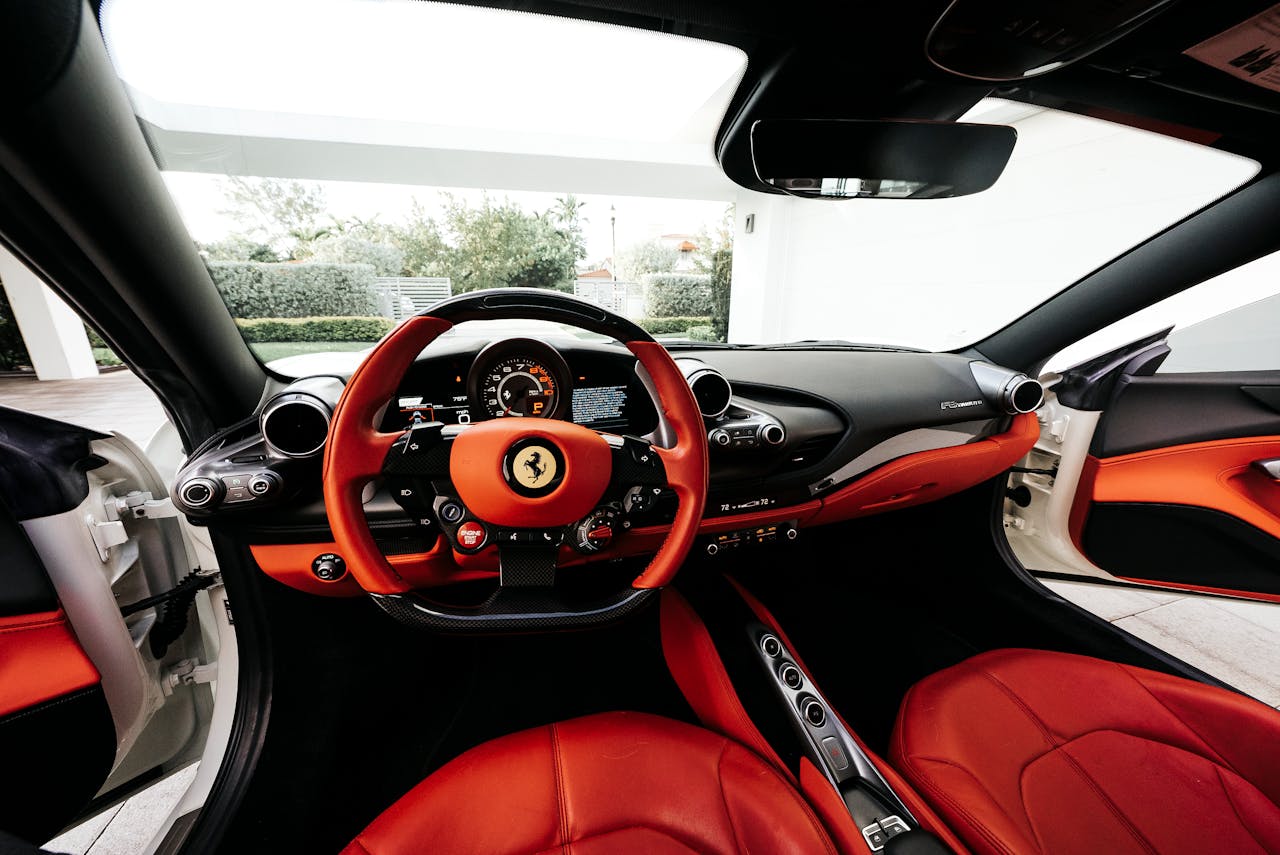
[174,337,1028,538]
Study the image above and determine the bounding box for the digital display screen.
[572,385,629,431]
[398,395,472,425]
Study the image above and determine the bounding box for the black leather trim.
[0,499,57,618]
[1091,372,1280,458]
[0,686,115,844]
[0,406,107,522]
[1082,502,1280,596]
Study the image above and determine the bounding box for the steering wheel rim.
[322,289,709,631]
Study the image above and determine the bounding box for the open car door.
[1014,333,1280,603]
[0,406,223,845]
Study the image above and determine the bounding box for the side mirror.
[751,119,1016,199]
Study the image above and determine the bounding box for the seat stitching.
[895,696,1023,855]
[715,740,750,855]
[720,738,838,855]
[347,836,374,855]
[550,724,569,855]
[913,754,1043,850]
[977,667,1159,855]
[1214,765,1270,853]
[897,755,1022,855]
[533,821,717,853]
[1111,662,1241,775]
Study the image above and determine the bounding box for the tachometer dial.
[468,338,573,421]
[480,357,559,418]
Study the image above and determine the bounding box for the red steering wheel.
[322,290,708,631]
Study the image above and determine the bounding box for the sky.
[161,172,732,264]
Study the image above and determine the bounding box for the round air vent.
[688,369,732,419]
[1007,377,1045,414]
[261,395,331,458]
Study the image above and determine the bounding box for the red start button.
[456,521,487,551]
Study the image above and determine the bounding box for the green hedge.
[634,316,713,335]
[683,325,718,342]
[209,262,379,319]
[643,273,713,318]
[0,288,30,371]
[235,316,395,343]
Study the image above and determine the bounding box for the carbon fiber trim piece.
[370,587,657,632]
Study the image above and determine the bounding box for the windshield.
[102,0,1259,373]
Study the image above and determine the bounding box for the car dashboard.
[172,336,1042,595]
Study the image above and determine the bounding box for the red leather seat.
[891,648,1280,855]
[343,711,837,854]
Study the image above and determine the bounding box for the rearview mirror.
[751,119,1016,199]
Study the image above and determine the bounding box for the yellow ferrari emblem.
[512,445,556,488]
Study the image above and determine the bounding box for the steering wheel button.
[456,521,487,551]
[439,501,465,524]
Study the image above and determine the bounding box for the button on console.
[760,634,782,658]
[455,521,487,551]
[821,736,849,771]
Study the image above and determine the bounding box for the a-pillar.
[0,245,98,380]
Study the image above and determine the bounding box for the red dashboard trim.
[264,415,1034,593]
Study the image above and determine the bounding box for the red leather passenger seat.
[892,648,1280,855]
[343,711,837,854]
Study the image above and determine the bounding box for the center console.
[664,573,956,853]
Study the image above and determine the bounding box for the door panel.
[1073,367,1280,601]
[0,503,115,843]
[1090,371,1280,457]
[0,406,216,844]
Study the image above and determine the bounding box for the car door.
[1071,358,1280,602]
[0,404,220,845]
[1008,274,1280,604]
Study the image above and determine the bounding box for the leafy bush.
[235,316,395,343]
[305,234,405,277]
[84,324,108,349]
[643,273,713,318]
[684,325,718,342]
[92,347,123,367]
[708,247,732,341]
[0,288,30,371]
[208,262,379,319]
[634,316,713,335]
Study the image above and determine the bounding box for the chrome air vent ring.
[676,358,733,419]
[261,394,332,458]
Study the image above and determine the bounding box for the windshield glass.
[102,0,1259,373]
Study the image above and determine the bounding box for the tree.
[437,194,581,292]
[302,229,401,275]
[616,238,679,282]
[199,235,281,263]
[384,201,450,278]
[219,177,329,253]
[695,205,735,341]
[551,195,588,262]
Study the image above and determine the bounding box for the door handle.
[1253,458,1280,480]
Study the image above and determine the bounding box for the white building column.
[728,190,795,344]
[0,246,98,380]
